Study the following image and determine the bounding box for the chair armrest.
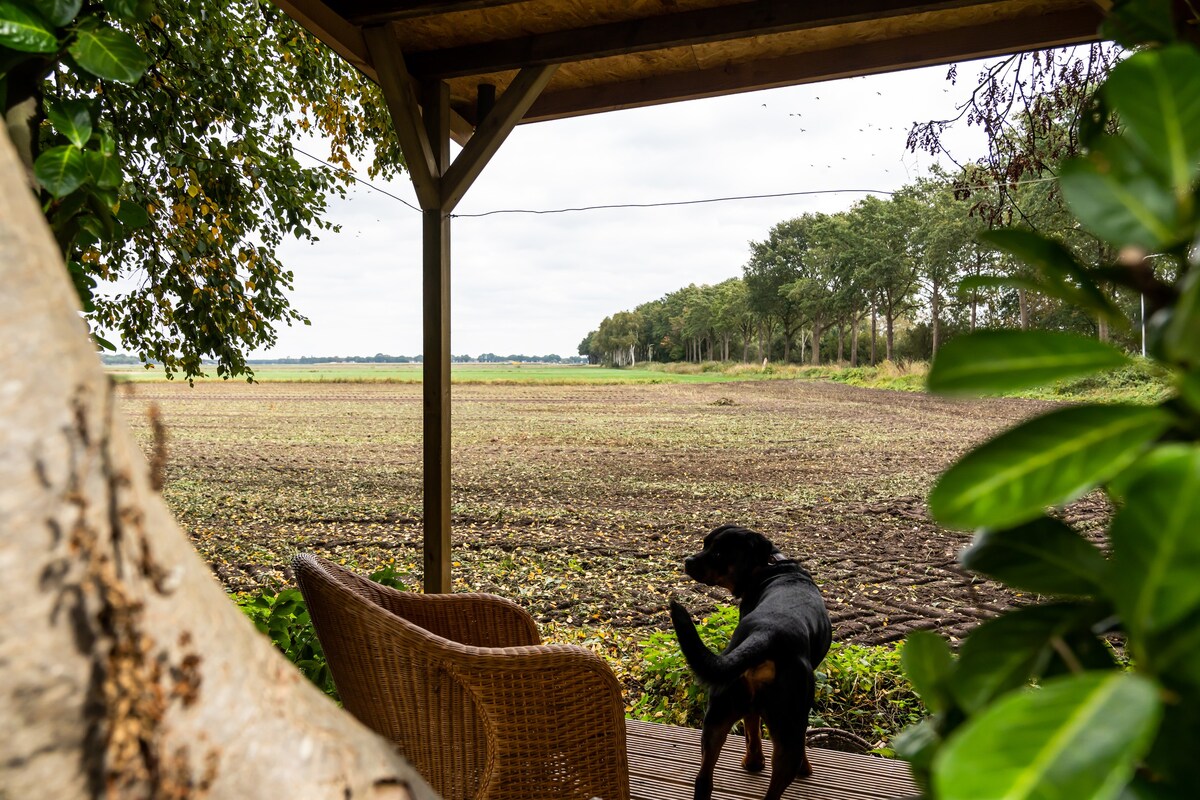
[319,557,541,647]
[452,644,630,800]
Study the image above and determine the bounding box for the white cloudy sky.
[263,59,994,359]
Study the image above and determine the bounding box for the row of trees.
[580,162,1141,368]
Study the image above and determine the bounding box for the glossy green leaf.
[1101,0,1176,48]
[930,404,1170,530]
[1078,90,1110,150]
[1149,606,1200,693]
[34,144,88,197]
[934,672,1161,800]
[66,260,96,311]
[101,0,150,22]
[1104,46,1200,196]
[958,274,1048,294]
[1163,269,1200,364]
[902,631,956,714]
[33,0,80,27]
[951,604,1108,714]
[46,99,92,149]
[961,517,1108,597]
[1060,140,1180,250]
[1180,369,1200,414]
[1139,696,1200,793]
[979,229,1124,322]
[85,150,121,188]
[957,275,1121,325]
[0,1,57,52]
[1109,446,1200,638]
[892,718,941,778]
[115,198,149,229]
[68,24,150,83]
[928,330,1129,395]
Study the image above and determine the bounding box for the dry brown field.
[117,378,1108,652]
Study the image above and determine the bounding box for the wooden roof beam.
[273,2,477,144]
[404,0,1000,80]
[364,25,441,209]
[274,0,374,76]
[333,0,526,25]
[524,6,1104,123]
[441,64,558,213]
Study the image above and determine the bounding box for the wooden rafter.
[363,26,441,209]
[524,7,1103,123]
[404,0,999,80]
[332,0,524,25]
[441,65,558,213]
[274,0,373,75]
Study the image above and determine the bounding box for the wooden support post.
[364,29,555,593]
[421,80,452,594]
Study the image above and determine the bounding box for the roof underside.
[275,0,1104,140]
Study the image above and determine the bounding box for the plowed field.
[119,379,1104,649]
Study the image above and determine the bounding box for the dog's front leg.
[695,689,741,800]
[742,712,765,772]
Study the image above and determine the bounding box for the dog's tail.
[669,600,773,686]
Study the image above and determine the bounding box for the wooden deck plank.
[626,720,920,800]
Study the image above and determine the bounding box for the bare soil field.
[118,378,1106,652]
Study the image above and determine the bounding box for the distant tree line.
[579,164,1143,368]
[101,352,586,366]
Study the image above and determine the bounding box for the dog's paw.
[741,752,765,773]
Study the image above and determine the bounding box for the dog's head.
[683,524,782,598]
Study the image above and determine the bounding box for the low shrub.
[626,604,923,748]
[1021,356,1172,404]
[240,576,922,748]
[233,562,408,702]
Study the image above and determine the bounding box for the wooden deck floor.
[626,720,920,800]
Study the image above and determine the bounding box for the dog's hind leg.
[742,712,765,773]
[694,687,743,800]
[763,735,810,800]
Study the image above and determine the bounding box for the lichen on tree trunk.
[0,128,439,800]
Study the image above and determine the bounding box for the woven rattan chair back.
[292,554,630,800]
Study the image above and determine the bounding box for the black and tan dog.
[669,524,832,800]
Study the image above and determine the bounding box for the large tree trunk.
[811,321,822,366]
[851,319,860,367]
[1018,287,1030,330]
[971,248,981,332]
[885,310,895,362]
[870,308,878,366]
[930,284,941,357]
[0,129,437,800]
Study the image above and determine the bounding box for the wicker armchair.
[291,554,630,800]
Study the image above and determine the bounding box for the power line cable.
[449,188,896,218]
[292,145,423,213]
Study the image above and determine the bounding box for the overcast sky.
[262,60,993,359]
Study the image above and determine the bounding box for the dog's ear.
[749,531,776,565]
[704,523,738,548]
